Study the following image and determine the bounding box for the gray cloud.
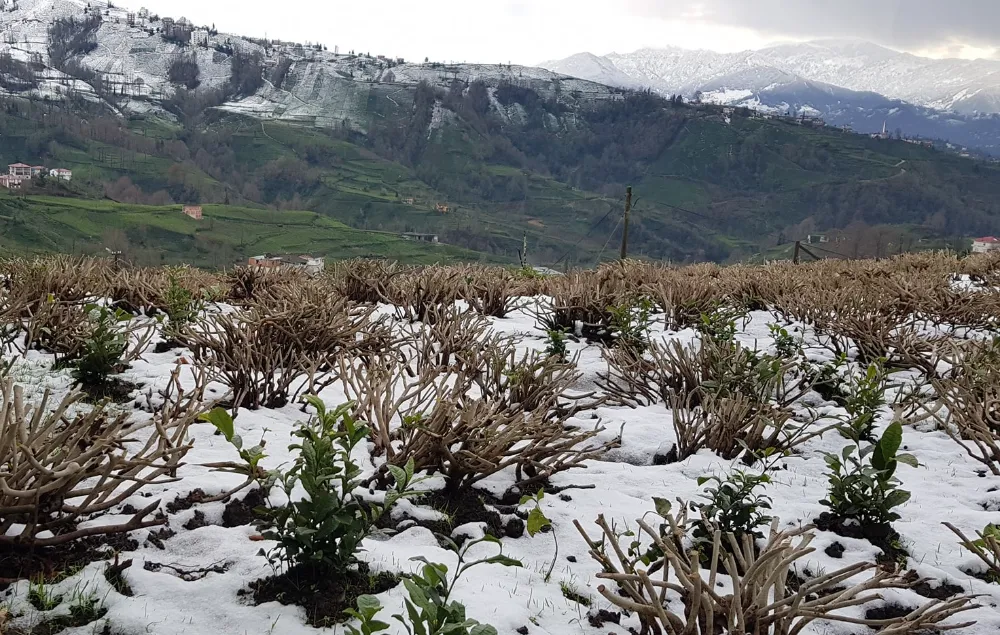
[626,0,1000,50]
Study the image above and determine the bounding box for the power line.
[549,205,618,270]
[596,209,625,266]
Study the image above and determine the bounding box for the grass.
[0,193,498,268]
[5,96,1000,265]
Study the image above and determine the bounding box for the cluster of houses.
[0,163,73,190]
[247,254,326,275]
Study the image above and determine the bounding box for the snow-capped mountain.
[0,0,620,130]
[699,66,1000,155]
[544,39,1000,116]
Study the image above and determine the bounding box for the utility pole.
[619,186,632,261]
[793,240,801,264]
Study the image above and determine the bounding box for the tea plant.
[821,420,918,527]
[607,297,654,353]
[544,328,568,362]
[73,304,131,388]
[163,269,202,337]
[841,361,889,440]
[768,323,800,360]
[262,396,419,574]
[344,534,520,635]
[696,306,748,343]
[520,488,556,581]
[200,407,277,495]
[691,454,779,550]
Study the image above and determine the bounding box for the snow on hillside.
[543,39,1000,116]
[0,0,620,131]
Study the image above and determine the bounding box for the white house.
[49,168,72,182]
[972,237,1000,253]
[247,254,325,275]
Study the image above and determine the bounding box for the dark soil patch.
[913,580,964,599]
[248,563,399,628]
[420,488,505,540]
[222,488,268,528]
[377,488,508,540]
[813,513,908,567]
[865,604,914,621]
[183,510,209,531]
[825,541,845,559]
[80,378,139,404]
[144,527,176,550]
[653,445,679,465]
[166,489,207,514]
[505,517,525,539]
[962,566,999,584]
[588,609,621,628]
[0,534,137,591]
[153,339,181,354]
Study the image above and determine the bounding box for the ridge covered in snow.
[544,39,1000,116]
[0,0,620,130]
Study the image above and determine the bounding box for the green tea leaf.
[199,408,234,442]
[526,507,551,537]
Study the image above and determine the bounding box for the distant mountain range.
[542,40,1000,155]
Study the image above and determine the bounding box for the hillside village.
[0,162,72,189]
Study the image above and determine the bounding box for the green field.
[3,89,1000,265]
[0,194,494,268]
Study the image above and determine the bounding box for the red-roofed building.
[8,163,31,178]
[973,237,1000,253]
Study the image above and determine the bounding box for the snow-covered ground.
[4,293,1000,634]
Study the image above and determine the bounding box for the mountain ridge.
[546,39,1000,115]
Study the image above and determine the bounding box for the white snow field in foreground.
[4,257,1000,635]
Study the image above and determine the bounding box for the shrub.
[821,420,918,527]
[768,322,800,360]
[341,343,608,495]
[262,396,418,574]
[922,338,1000,474]
[695,305,747,343]
[544,328,568,362]
[182,298,380,409]
[944,522,1000,583]
[162,268,203,336]
[345,534,520,635]
[692,459,776,552]
[575,503,976,635]
[462,268,522,318]
[0,369,204,547]
[72,304,140,389]
[606,296,654,353]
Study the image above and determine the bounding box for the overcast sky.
[117,0,1000,64]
